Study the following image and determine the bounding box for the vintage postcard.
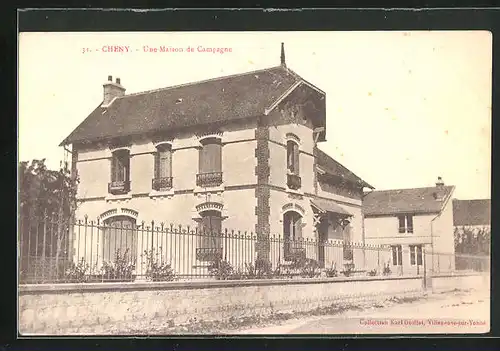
[18,31,491,335]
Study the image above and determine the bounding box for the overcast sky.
[18,31,492,200]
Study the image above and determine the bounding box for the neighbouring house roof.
[311,199,352,217]
[60,65,326,146]
[363,185,455,216]
[452,199,491,226]
[314,147,374,189]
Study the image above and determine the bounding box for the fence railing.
[18,216,490,284]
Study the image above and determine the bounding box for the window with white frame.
[397,214,414,233]
[409,244,423,266]
[391,245,403,266]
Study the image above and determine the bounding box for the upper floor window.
[409,244,423,266]
[152,144,172,191]
[398,214,414,233]
[286,140,301,190]
[109,149,130,195]
[197,138,222,187]
[286,140,300,175]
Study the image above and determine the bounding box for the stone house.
[60,44,373,275]
[363,177,456,275]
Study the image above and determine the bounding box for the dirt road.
[237,289,490,335]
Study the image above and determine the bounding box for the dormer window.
[398,214,413,234]
[109,149,130,195]
[152,144,173,191]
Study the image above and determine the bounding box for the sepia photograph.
[18,30,491,335]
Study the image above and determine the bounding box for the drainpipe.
[361,187,374,269]
[430,213,440,274]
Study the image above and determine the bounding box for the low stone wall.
[18,273,487,335]
[431,272,490,293]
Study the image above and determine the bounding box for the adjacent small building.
[363,177,456,275]
[452,199,491,233]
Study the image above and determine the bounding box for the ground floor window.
[196,210,223,262]
[102,216,138,264]
[283,211,303,260]
[409,244,423,266]
[391,245,403,266]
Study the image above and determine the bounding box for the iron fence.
[18,216,490,284]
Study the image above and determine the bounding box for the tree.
[454,226,490,271]
[18,159,79,279]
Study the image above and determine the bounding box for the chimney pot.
[108,75,112,81]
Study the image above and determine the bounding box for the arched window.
[102,216,138,264]
[196,210,223,262]
[286,140,299,175]
[286,140,301,190]
[283,211,304,260]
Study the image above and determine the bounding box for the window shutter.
[410,245,416,265]
[295,215,302,239]
[200,141,221,173]
[416,245,423,265]
[287,142,294,172]
[398,216,405,233]
[163,150,172,177]
[293,143,300,175]
[111,156,117,182]
[397,246,402,265]
[392,246,397,265]
[154,152,160,179]
[406,215,413,232]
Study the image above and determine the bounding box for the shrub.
[342,262,355,277]
[101,248,136,281]
[382,263,392,276]
[245,257,273,279]
[367,268,378,276]
[325,262,338,277]
[208,259,234,280]
[64,258,89,283]
[299,258,321,278]
[142,248,175,282]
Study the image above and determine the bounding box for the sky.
[18,31,492,200]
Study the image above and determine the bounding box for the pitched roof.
[314,147,373,189]
[453,199,491,226]
[363,185,455,216]
[61,65,324,146]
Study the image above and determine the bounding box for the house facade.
[363,177,456,275]
[60,44,373,275]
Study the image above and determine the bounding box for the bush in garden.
[382,262,392,276]
[245,257,273,279]
[325,262,338,278]
[101,248,136,281]
[208,259,234,280]
[367,268,378,276]
[142,248,175,282]
[64,258,89,283]
[342,262,355,277]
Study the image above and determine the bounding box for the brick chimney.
[102,75,125,107]
[434,176,445,200]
